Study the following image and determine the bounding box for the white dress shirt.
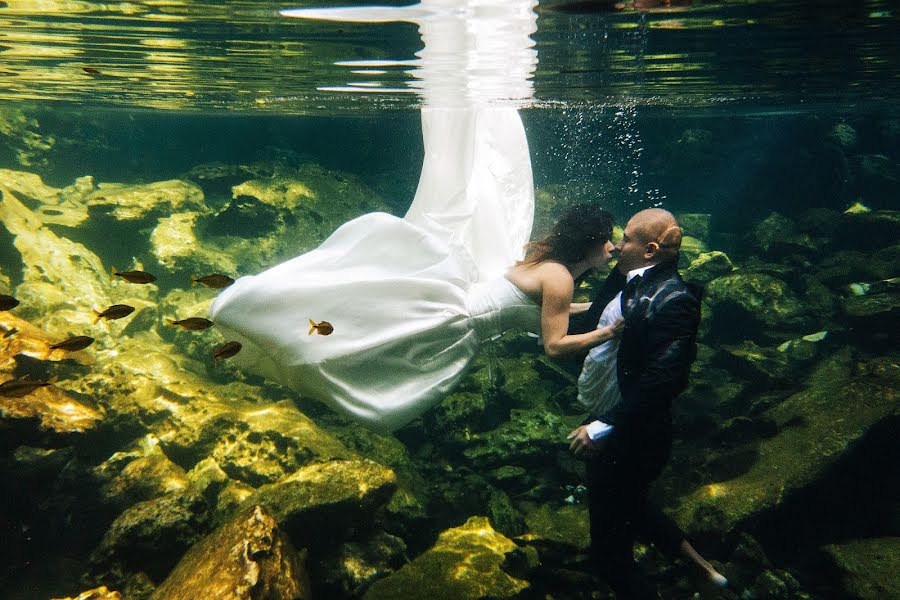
[578,266,652,440]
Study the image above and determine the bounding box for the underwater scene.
[0,1,898,599]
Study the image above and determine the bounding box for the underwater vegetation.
[0,113,897,600]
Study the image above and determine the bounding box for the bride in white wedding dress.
[208,0,621,432]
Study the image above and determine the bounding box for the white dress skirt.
[209,106,541,432]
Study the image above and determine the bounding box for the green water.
[0,1,898,599]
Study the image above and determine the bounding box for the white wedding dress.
[209,0,541,432]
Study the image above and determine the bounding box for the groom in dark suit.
[566,209,724,599]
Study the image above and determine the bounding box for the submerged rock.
[51,587,123,600]
[0,181,156,339]
[363,516,530,600]
[821,537,900,600]
[150,210,236,275]
[84,179,207,221]
[674,213,712,243]
[843,208,900,250]
[750,212,816,257]
[90,487,213,580]
[244,459,397,540]
[704,271,808,336]
[317,531,408,598]
[150,505,311,600]
[462,407,574,469]
[523,503,590,552]
[684,250,734,284]
[674,350,898,533]
[98,436,189,509]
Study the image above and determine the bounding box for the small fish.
[0,375,58,398]
[213,341,242,361]
[3,327,18,339]
[0,294,20,311]
[112,267,156,284]
[308,319,334,336]
[50,335,95,352]
[192,274,234,289]
[167,317,213,331]
[94,304,135,323]
[82,66,100,76]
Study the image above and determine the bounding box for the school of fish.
[0,270,324,399]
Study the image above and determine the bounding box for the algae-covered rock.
[90,487,213,580]
[244,459,397,538]
[750,212,815,257]
[0,183,157,339]
[462,407,573,469]
[821,537,900,600]
[523,503,590,551]
[84,179,207,221]
[0,374,103,444]
[194,400,352,487]
[149,505,311,600]
[677,235,707,269]
[718,341,792,387]
[51,586,123,600]
[674,350,899,533]
[751,569,813,600]
[363,516,530,600]
[704,272,808,334]
[684,250,734,284]
[841,284,900,321]
[827,122,857,148]
[843,208,900,250]
[0,109,55,168]
[318,531,408,598]
[675,213,712,243]
[150,211,236,275]
[101,436,189,509]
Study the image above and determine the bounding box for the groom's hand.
[567,425,606,458]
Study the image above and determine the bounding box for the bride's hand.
[598,317,624,341]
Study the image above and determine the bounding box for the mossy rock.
[149,505,311,600]
[705,271,809,335]
[52,587,124,600]
[363,516,530,600]
[843,209,900,251]
[750,212,815,257]
[84,179,208,221]
[463,407,574,469]
[821,537,900,600]
[89,488,213,582]
[673,350,899,534]
[675,213,712,243]
[869,244,900,280]
[242,459,397,540]
[717,341,793,387]
[684,250,734,284]
[523,503,590,551]
[100,438,190,510]
[316,531,408,598]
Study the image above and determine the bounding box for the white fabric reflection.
[210,1,540,430]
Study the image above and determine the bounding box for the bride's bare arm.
[541,267,620,359]
[569,302,591,315]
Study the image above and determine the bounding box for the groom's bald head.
[615,208,683,273]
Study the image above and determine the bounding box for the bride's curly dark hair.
[517,203,614,268]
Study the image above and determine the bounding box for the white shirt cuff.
[585,420,614,441]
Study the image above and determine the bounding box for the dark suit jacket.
[569,260,701,449]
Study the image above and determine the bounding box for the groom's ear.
[644,241,660,259]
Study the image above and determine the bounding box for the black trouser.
[586,428,684,600]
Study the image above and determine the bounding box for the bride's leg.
[680,539,729,588]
